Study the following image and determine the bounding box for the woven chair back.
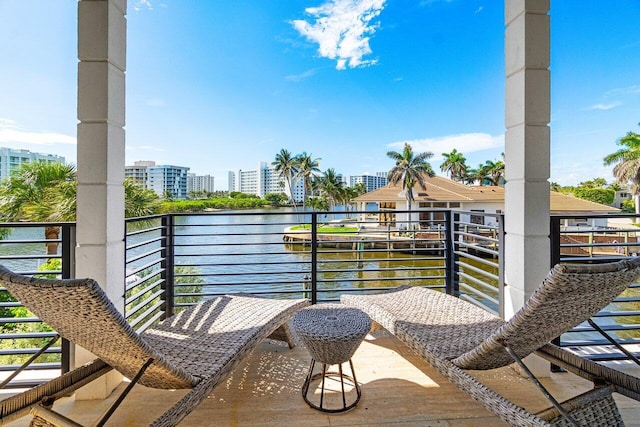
[0,266,196,389]
[453,257,640,370]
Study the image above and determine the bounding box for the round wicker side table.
[292,304,371,413]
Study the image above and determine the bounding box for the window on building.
[449,202,460,208]
[470,210,485,225]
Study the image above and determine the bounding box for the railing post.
[60,224,76,374]
[311,212,318,304]
[444,210,455,295]
[497,214,505,320]
[549,216,561,268]
[161,215,175,319]
[549,215,562,371]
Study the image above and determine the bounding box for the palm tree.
[124,179,160,218]
[482,159,505,186]
[317,168,343,211]
[0,161,77,255]
[604,126,640,215]
[386,143,435,217]
[440,149,467,181]
[272,149,299,207]
[296,152,321,211]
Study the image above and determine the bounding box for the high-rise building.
[227,171,236,193]
[187,173,215,193]
[124,160,154,187]
[0,148,65,181]
[229,162,304,202]
[349,173,388,193]
[125,161,189,199]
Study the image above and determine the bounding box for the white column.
[504,0,550,375]
[504,0,550,314]
[75,0,127,399]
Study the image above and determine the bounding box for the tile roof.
[353,175,619,213]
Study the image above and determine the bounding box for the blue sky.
[0,0,638,190]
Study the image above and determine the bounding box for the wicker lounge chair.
[0,265,309,426]
[341,258,640,427]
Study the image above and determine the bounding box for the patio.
[3,328,639,426]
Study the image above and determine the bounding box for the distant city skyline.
[1,2,639,190]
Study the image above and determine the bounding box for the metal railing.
[124,210,458,326]
[0,222,74,387]
[1,210,640,386]
[550,214,640,361]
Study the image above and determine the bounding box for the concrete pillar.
[504,0,550,375]
[75,0,127,399]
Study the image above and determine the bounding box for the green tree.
[316,168,343,211]
[307,196,329,211]
[124,179,161,218]
[573,187,615,206]
[604,125,640,215]
[0,161,77,255]
[264,192,288,206]
[353,182,367,196]
[272,149,299,208]
[440,149,467,181]
[296,152,321,211]
[387,143,435,214]
[478,159,505,186]
[578,177,607,188]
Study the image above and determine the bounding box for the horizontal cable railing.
[2,209,640,385]
[0,222,74,387]
[452,211,503,317]
[550,214,640,362]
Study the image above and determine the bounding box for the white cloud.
[474,6,484,14]
[604,85,640,97]
[133,0,153,12]
[292,0,386,70]
[388,133,504,155]
[584,102,621,111]
[285,69,318,82]
[0,119,75,145]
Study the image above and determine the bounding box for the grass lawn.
[290,224,360,233]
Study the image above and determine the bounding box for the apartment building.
[187,173,215,193]
[349,172,388,193]
[125,160,189,199]
[0,148,65,181]
[228,162,304,202]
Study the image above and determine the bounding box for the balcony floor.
[5,329,640,426]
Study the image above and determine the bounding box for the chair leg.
[28,358,154,427]
[268,323,296,349]
[588,319,640,366]
[504,345,579,427]
[0,334,60,389]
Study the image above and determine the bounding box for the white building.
[349,173,388,193]
[0,148,65,181]
[187,173,215,194]
[125,161,190,199]
[227,171,236,193]
[229,162,304,202]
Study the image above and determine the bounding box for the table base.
[301,359,362,413]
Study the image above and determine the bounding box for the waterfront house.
[353,175,620,229]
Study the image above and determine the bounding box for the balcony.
[0,210,638,425]
[3,330,639,426]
